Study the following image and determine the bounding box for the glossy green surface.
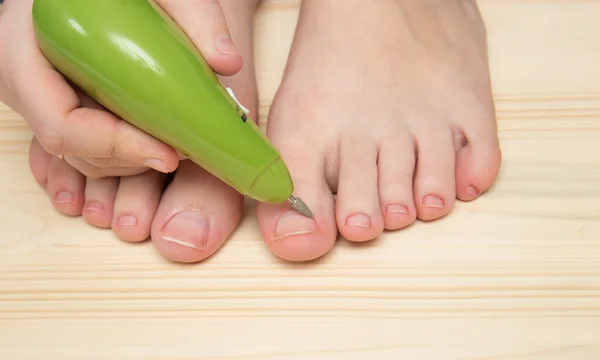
[31,0,293,203]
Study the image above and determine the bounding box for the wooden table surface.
[2,1,600,359]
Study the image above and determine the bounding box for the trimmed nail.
[214,36,239,56]
[118,214,138,227]
[422,195,445,209]
[274,211,314,240]
[84,201,104,213]
[160,211,209,251]
[467,186,480,198]
[144,158,168,173]
[55,191,74,204]
[386,204,409,215]
[346,213,372,228]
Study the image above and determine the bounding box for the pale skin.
[3,0,502,263]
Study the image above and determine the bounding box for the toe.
[413,127,456,221]
[256,145,337,262]
[454,127,502,202]
[112,171,165,243]
[28,136,52,190]
[150,160,243,263]
[82,177,119,229]
[378,135,417,230]
[335,137,384,242]
[46,156,86,216]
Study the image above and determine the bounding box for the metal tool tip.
[288,195,314,219]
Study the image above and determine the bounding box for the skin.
[18,0,501,262]
[0,0,242,178]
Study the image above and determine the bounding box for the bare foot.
[256,0,502,261]
[28,0,260,262]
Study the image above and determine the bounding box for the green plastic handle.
[31,0,294,204]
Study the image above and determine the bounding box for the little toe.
[335,138,384,242]
[378,136,417,230]
[112,171,166,243]
[256,149,337,262]
[455,128,502,202]
[413,128,456,221]
[46,156,86,216]
[151,160,243,263]
[82,177,119,229]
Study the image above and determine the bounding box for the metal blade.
[288,195,314,219]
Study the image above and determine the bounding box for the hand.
[0,0,243,178]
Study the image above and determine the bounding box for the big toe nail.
[160,211,209,251]
[274,211,315,240]
[268,209,336,262]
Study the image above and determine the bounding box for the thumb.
[155,0,243,76]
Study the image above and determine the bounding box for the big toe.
[256,144,337,262]
[151,160,244,263]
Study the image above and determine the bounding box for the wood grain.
[1,0,600,359]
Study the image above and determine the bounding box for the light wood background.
[2,0,600,359]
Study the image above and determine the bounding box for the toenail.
[160,211,209,251]
[84,201,104,212]
[346,213,372,228]
[386,204,409,215]
[55,191,74,204]
[422,195,445,209]
[118,214,138,227]
[467,186,480,198]
[274,211,314,240]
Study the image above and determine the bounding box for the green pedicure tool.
[32,0,313,218]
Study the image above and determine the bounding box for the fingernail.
[274,211,314,240]
[346,213,371,228]
[422,195,445,209]
[467,186,480,198]
[160,211,209,251]
[118,214,138,227]
[386,204,409,215]
[144,158,168,173]
[214,36,239,56]
[55,191,74,204]
[84,201,104,213]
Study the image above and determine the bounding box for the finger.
[155,0,243,76]
[13,63,180,174]
[71,86,153,173]
[76,155,148,170]
[63,155,151,179]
